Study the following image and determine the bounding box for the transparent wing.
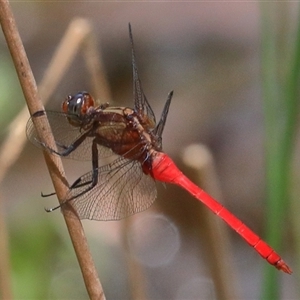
[66,156,157,220]
[129,24,156,129]
[26,111,113,160]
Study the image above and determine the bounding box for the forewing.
[26,111,113,160]
[129,24,156,129]
[67,156,157,220]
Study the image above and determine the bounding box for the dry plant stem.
[0,17,106,185]
[0,1,105,299]
[0,14,110,300]
[182,144,240,300]
[82,30,112,102]
[38,18,94,102]
[0,22,102,296]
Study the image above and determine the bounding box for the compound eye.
[81,92,95,114]
[62,92,95,116]
[62,95,72,113]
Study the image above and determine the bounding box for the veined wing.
[26,110,113,161]
[66,156,157,220]
[129,23,156,129]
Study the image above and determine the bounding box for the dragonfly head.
[62,91,95,117]
[62,91,96,127]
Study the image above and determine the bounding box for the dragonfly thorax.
[91,106,155,163]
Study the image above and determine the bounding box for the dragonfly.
[26,24,292,274]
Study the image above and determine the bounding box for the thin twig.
[38,18,94,102]
[181,144,240,300]
[81,28,112,102]
[0,1,105,299]
[0,19,104,298]
[0,18,105,187]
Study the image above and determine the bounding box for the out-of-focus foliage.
[0,54,23,131]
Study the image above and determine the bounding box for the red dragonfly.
[26,24,292,274]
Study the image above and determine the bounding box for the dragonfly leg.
[42,128,91,157]
[40,175,90,198]
[41,191,56,197]
[44,139,99,213]
[45,203,62,213]
[67,175,94,190]
[64,138,99,201]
